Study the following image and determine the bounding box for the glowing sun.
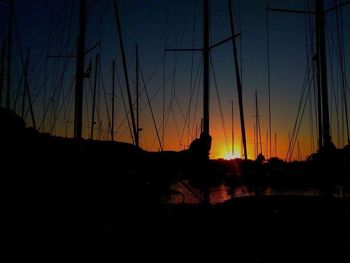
[223,151,241,160]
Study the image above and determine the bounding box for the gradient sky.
[1,0,349,160]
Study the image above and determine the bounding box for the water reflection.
[166,181,346,204]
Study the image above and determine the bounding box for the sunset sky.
[1,0,349,160]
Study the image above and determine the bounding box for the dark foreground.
[5,191,350,262]
[2,108,350,262]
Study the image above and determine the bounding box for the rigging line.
[287,42,314,148]
[187,56,204,139]
[309,84,315,153]
[162,0,173,149]
[13,10,36,129]
[116,56,177,134]
[59,80,75,136]
[178,0,201,143]
[288,62,313,160]
[256,91,263,155]
[292,61,316,159]
[307,0,319,151]
[231,0,241,32]
[37,39,75,131]
[191,59,203,138]
[50,78,74,134]
[164,91,178,140]
[30,0,74,94]
[49,63,69,134]
[173,94,187,121]
[139,71,177,113]
[266,3,272,158]
[114,60,176,136]
[286,60,313,161]
[162,2,168,149]
[31,39,75,108]
[108,38,175,113]
[87,0,109,45]
[180,56,203,147]
[150,58,201,149]
[289,78,313,161]
[304,4,315,153]
[165,0,184,47]
[326,26,340,146]
[210,53,229,154]
[161,0,184,148]
[170,102,182,150]
[64,82,75,137]
[115,60,134,143]
[313,63,319,150]
[56,61,67,128]
[139,60,163,151]
[150,100,174,149]
[238,0,243,105]
[146,42,175,86]
[166,2,192,134]
[162,51,166,149]
[95,64,102,138]
[335,2,349,144]
[99,57,113,137]
[49,57,71,133]
[13,74,23,110]
[85,72,93,131]
[32,23,77,118]
[187,0,197,147]
[184,56,203,142]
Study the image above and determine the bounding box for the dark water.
[166,181,346,204]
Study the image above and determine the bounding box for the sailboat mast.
[255,90,258,157]
[74,0,86,140]
[136,45,140,147]
[228,0,247,160]
[21,48,29,118]
[231,100,234,156]
[113,0,137,145]
[90,54,99,140]
[111,60,116,141]
[315,0,331,149]
[6,0,14,109]
[255,90,263,155]
[274,132,277,157]
[203,0,210,137]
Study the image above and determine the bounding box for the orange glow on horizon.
[213,142,242,160]
[223,151,241,160]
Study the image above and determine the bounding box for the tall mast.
[274,132,277,157]
[231,100,234,156]
[111,60,116,141]
[258,91,262,154]
[255,90,258,157]
[113,0,137,145]
[255,90,262,156]
[74,0,86,140]
[135,45,140,147]
[6,0,14,109]
[21,48,30,118]
[203,0,210,138]
[315,0,331,149]
[228,0,247,160]
[266,6,272,159]
[90,54,99,140]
